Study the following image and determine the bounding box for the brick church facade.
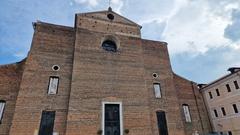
[0,8,211,135]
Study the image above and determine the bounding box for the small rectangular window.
[0,101,6,123]
[182,104,191,122]
[216,89,220,96]
[234,81,239,89]
[209,92,213,99]
[226,84,231,92]
[48,76,59,95]
[221,107,226,116]
[153,83,161,98]
[233,104,238,113]
[214,109,218,117]
[228,131,232,135]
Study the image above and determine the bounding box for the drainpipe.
[191,81,205,134]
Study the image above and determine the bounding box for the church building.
[0,8,211,135]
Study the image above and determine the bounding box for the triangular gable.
[77,9,142,28]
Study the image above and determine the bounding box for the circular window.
[52,65,60,71]
[107,13,114,20]
[102,40,117,52]
[152,73,159,78]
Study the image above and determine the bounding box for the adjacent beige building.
[200,68,240,135]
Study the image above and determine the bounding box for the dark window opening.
[152,73,158,78]
[102,40,117,52]
[209,92,213,99]
[107,13,114,20]
[214,109,218,117]
[226,84,231,92]
[233,104,238,113]
[234,81,239,89]
[39,111,55,135]
[221,107,226,116]
[216,89,220,96]
[52,65,60,71]
[156,111,168,135]
[228,131,232,135]
[104,104,120,135]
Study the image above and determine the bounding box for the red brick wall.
[0,61,24,135]
[174,74,212,135]
[9,22,75,135]
[76,11,141,38]
[142,40,185,135]
[0,11,213,135]
[65,27,187,135]
[65,28,153,135]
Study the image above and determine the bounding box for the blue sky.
[0,0,240,83]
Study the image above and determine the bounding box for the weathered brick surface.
[174,74,212,135]
[0,9,212,135]
[0,62,24,135]
[66,28,153,135]
[76,11,141,38]
[142,40,185,135]
[9,23,75,135]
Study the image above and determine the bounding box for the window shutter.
[153,83,161,98]
[0,101,5,122]
[48,77,59,95]
[183,105,191,122]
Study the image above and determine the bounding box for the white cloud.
[72,0,124,13]
[171,45,240,83]
[110,0,124,13]
[163,2,230,54]
[224,9,240,42]
[14,51,26,58]
[133,0,240,54]
[73,0,100,7]
[124,0,175,24]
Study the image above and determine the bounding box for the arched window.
[102,40,117,52]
